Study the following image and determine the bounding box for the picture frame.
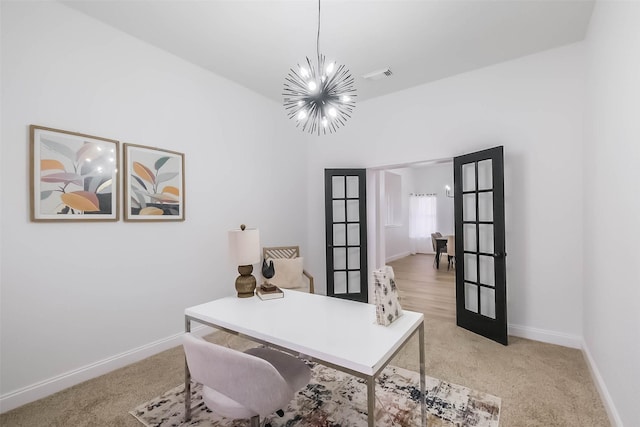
[123,143,185,221]
[30,125,120,222]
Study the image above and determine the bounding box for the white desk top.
[185,290,424,376]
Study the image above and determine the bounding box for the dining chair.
[183,333,311,427]
[431,233,448,268]
[446,235,456,270]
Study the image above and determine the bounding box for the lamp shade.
[228,226,260,266]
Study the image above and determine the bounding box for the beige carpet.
[0,316,609,426]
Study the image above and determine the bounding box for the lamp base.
[235,264,256,298]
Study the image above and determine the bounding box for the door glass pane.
[478,192,493,222]
[347,223,360,245]
[346,200,359,221]
[348,271,360,293]
[478,224,494,254]
[333,248,346,270]
[465,283,478,313]
[333,224,346,246]
[348,247,360,269]
[477,159,493,190]
[480,287,496,319]
[463,194,476,221]
[334,272,347,294]
[346,176,359,198]
[464,254,477,282]
[462,163,476,191]
[463,224,476,252]
[333,200,345,222]
[332,176,345,198]
[479,255,495,287]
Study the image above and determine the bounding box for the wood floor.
[387,253,456,322]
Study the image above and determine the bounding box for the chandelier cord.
[282,0,355,135]
[316,0,321,66]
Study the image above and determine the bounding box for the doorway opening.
[361,146,507,345]
[366,158,456,321]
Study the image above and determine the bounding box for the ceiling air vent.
[363,68,393,80]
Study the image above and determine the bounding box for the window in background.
[409,193,437,254]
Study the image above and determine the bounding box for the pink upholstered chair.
[183,333,311,427]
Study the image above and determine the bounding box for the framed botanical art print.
[30,125,119,221]
[123,143,185,221]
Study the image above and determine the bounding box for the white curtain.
[409,194,437,254]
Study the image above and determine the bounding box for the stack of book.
[256,283,284,300]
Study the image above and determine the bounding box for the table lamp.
[228,224,260,298]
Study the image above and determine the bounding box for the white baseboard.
[509,328,622,425]
[508,324,624,425]
[507,323,582,349]
[385,251,411,263]
[581,341,623,427]
[0,325,214,414]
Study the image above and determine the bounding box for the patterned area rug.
[131,363,500,427]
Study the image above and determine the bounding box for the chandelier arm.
[283,80,305,92]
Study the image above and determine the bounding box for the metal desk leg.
[419,322,426,427]
[367,375,375,426]
[184,317,191,422]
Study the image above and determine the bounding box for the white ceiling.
[62,0,595,103]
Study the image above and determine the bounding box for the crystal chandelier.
[283,0,356,135]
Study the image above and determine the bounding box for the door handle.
[493,252,506,258]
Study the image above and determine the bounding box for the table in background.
[184,290,426,426]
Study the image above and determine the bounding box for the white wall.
[583,2,640,425]
[0,1,308,410]
[307,42,586,346]
[411,163,455,237]
[383,169,412,261]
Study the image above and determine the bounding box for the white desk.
[184,290,426,426]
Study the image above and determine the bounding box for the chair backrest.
[430,233,438,252]
[183,334,291,416]
[262,246,314,293]
[447,235,455,256]
[263,246,300,260]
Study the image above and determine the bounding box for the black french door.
[324,169,368,303]
[454,146,508,345]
